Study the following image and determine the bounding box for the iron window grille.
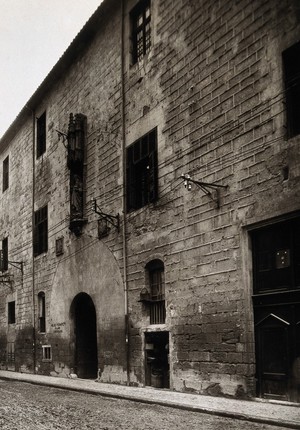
[2,156,9,192]
[37,112,46,158]
[42,345,52,361]
[8,301,15,324]
[34,205,48,256]
[131,0,151,64]
[147,260,166,325]
[283,42,300,138]
[126,128,158,212]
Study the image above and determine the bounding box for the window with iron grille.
[36,112,46,158]
[131,0,151,64]
[8,301,15,324]
[7,342,15,363]
[147,260,166,324]
[42,345,52,361]
[283,42,300,138]
[34,205,48,256]
[126,128,158,212]
[1,237,8,272]
[38,292,46,333]
[3,156,9,192]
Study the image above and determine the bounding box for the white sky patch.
[0,0,103,138]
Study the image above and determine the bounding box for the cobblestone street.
[0,380,292,430]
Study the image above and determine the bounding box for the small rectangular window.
[1,237,8,272]
[8,301,15,324]
[283,42,300,138]
[131,0,151,64]
[37,112,46,158]
[38,292,46,333]
[42,345,52,361]
[7,342,15,363]
[3,156,9,192]
[34,205,48,256]
[126,128,158,212]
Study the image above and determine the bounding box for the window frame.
[33,205,48,256]
[282,42,300,138]
[126,128,158,212]
[38,292,46,333]
[146,259,166,325]
[8,301,16,324]
[36,112,46,158]
[1,237,8,272]
[2,155,9,192]
[131,0,151,64]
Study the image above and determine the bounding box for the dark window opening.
[126,128,158,212]
[34,205,48,256]
[8,301,15,324]
[146,259,166,324]
[251,218,300,294]
[131,0,151,64]
[1,237,8,272]
[3,156,9,192]
[37,112,46,158]
[38,292,46,333]
[283,42,300,138]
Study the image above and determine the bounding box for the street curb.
[0,374,299,429]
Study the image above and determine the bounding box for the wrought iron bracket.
[181,173,228,208]
[91,198,120,233]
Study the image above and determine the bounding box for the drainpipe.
[121,0,130,385]
[31,108,37,374]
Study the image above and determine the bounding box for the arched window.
[38,292,46,333]
[146,260,166,324]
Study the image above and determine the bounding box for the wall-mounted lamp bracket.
[55,129,68,148]
[181,174,228,208]
[91,198,120,233]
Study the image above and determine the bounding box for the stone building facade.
[0,0,300,402]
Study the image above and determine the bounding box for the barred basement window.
[8,301,15,324]
[3,156,9,192]
[283,42,300,138]
[37,112,46,158]
[126,128,158,212]
[38,292,46,333]
[131,0,151,63]
[34,205,48,256]
[42,345,52,361]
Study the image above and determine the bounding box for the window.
[34,205,48,256]
[38,292,46,333]
[131,0,151,63]
[36,112,46,158]
[42,345,52,361]
[2,156,9,191]
[7,342,15,363]
[1,237,8,272]
[146,259,166,324]
[126,128,158,211]
[251,217,300,294]
[8,301,15,324]
[283,42,300,138]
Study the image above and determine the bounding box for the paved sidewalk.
[0,370,299,429]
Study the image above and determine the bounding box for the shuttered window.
[126,128,158,212]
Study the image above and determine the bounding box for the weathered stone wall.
[124,0,300,396]
[0,0,300,398]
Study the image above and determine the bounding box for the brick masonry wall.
[0,0,300,397]
[124,0,300,396]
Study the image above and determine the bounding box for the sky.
[0,0,103,138]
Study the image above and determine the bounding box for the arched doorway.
[71,293,98,379]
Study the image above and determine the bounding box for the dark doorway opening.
[145,331,169,388]
[251,218,300,402]
[71,293,98,379]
